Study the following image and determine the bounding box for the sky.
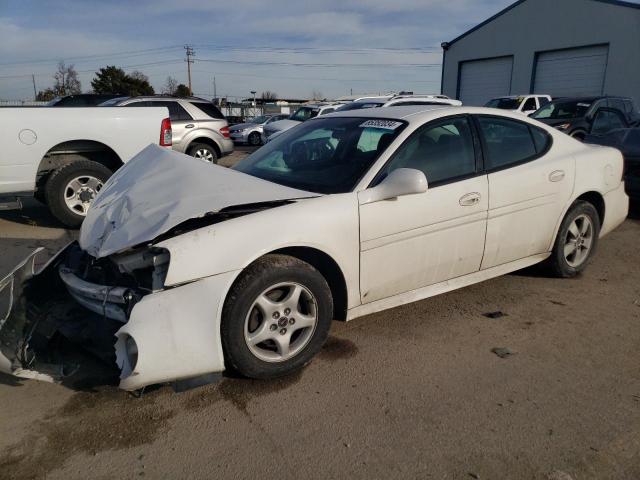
[1,0,524,101]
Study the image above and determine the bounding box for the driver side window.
[380,117,476,186]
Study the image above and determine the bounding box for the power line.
[191,68,440,84]
[0,45,184,68]
[193,44,441,53]
[195,58,441,68]
[0,59,184,79]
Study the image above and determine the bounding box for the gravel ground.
[0,154,639,479]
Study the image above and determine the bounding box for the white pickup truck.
[0,107,171,226]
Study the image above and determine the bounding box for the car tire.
[188,142,219,163]
[221,254,333,379]
[545,200,601,278]
[248,132,262,146]
[44,160,112,228]
[570,131,586,141]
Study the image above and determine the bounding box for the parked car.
[229,114,289,146]
[0,106,628,391]
[336,95,462,113]
[530,96,639,140]
[262,103,342,142]
[0,106,171,226]
[585,126,640,204]
[485,95,551,115]
[102,96,234,162]
[47,94,122,107]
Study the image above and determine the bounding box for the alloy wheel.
[244,282,318,362]
[564,214,594,268]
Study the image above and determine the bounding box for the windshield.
[248,115,270,124]
[336,102,385,111]
[485,98,521,109]
[233,117,407,194]
[531,100,592,119]
[290,107,319,122]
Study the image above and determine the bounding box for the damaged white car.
[0,106,629,391]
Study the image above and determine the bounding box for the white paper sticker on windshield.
[359,120,403,130]
[577,103,591,107]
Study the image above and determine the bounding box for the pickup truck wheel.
[188,143,218,163]
[221,254,333,379]
[45,160,112,228]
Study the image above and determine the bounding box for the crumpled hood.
[79,144,316,258]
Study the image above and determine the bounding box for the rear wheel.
[546,201,600,277]
[44,160,112,228]
[221,254,333,379]
[188,142,218,163]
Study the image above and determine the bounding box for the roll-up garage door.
[533,45,608,97]
[458,56,513,106]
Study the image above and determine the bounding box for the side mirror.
[360,168,428,205]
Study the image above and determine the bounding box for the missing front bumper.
[0,244,123,384]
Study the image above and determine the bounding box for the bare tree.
[261,90,278,101]
[53,61,81,96]
[130,70,150,83]
[162,76,178,95]
[311,89,323,101]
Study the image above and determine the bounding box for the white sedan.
[0,106,628,390]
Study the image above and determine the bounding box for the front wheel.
[545,201,600,277]
[221,254,333,379]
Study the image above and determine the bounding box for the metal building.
[440,0,640,106]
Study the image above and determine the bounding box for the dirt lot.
[0,153,639,479]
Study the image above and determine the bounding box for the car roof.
[327,105,453,120]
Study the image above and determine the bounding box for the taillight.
[160,117,172,146]
[220,126,230,139]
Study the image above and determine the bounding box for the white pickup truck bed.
[0,106,169,226]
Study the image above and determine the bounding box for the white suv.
[485,95,552,116]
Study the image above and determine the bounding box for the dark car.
[48,94,122,107]
[585,127,640,204]
[530,96,639,140]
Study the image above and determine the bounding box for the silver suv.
[103,96,234,163]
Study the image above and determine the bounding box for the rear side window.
[126,100,192,121]
[190,102,224,119]
[538,97,550,107]
[477,116,542,170]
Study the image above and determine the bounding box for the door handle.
[185,124,195,128]
[549,170,565,182]
[459,192,481,206]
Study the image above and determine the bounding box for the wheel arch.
[549,190,606,251]
[227,246,349,322]
[36,140,122,193]
[575,191,605,226]
[187,137,222,158]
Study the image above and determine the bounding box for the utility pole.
[32,74,37,100]
[184,45,195,95]
[213,76,217,100]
